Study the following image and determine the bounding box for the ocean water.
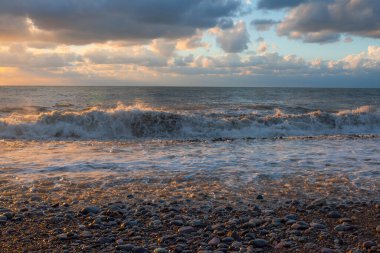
[0,87,379,197]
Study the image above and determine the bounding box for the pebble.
[3,212,14,219]
[222,237,234,243]
[191,219,204,227]
[80,206,101,215]
[116,244,135,251]
[321,248,337,253]
[256,194,264,200]
[208,237,220,246]
[170,220,184,226]
[291,221,309,230]
[253,239,268,248]
[334,223,356,232]
[97,236,114,244]
[80,231,92,238]
[57,233,68,240]
[311,198,327,207]
[178,226,195,234]
[376,225,380,232]
[275,241,292,249]
[285,214,298,220]
[362,241,376,249]
[310,222,327,230]
[327,211,341,218]
[153,248,168,253]
[304,243,318,250]
[134,247,148,253]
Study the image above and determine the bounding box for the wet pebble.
[253,239,268,248]
[334,223,356,232]
[153,248,168,253]
[116,244,135,251]
[208,237,220,246]
[178,226,195,234]
[321,248,337,253]
[362,241,376,249]
[80,206,101,215]
[57,233,68,240]
[327,211,341,218]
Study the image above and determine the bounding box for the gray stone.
[57,233,68,240]
[98,236,115,244]
[284,214,298,220]
[334,223,356,232]
[291,221,309,230]
[311,198,327,206]
[80,206,101,215]
[191,219,204,227]
[3,212,14,219]
[116,244,135,251]
[134,248,148,253]
[153,248,168,253]
[222,237,234,243]
[327,211,341,218]
[80,231,92,238]
[253,239,268,248]
[178,226,195,234]
[170,220,184,226]
[304,243,318,250]
[321,248,337,253]
[310,222,327,230]
[362,241,376,249]
[208,237,220,246]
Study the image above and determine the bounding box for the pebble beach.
[0,173,379,253]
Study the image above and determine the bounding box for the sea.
[0,87,379,197]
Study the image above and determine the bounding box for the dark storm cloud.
[257,0,308,10]
[0,0,244,44]
[277,0,380,43]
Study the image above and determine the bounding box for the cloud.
[0,44,80,68]
[344,37,353,43]
[302,31,341,44]
[1,42,379,86]
[277,0,380,43]
[251,19,279,31]
[176,31,208,50]
[257,0,308,10]
[84,46,168,67]
[151,39,176,57]
[257,42,268,53]
[0,0,245,45]
[214,21,250,53]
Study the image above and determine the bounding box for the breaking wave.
[0,103,379,140]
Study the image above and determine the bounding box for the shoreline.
[1,177,379,252]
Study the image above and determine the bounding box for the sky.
[0,0,379,87]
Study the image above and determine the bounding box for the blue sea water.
[0,87,379,197]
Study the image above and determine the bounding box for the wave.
[0,103,379,140]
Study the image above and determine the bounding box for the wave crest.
[0,104,379,140]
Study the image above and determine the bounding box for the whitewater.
[0,86,379,195]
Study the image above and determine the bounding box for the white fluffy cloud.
[1,43,379,79]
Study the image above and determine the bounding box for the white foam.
[0,103,379,140]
